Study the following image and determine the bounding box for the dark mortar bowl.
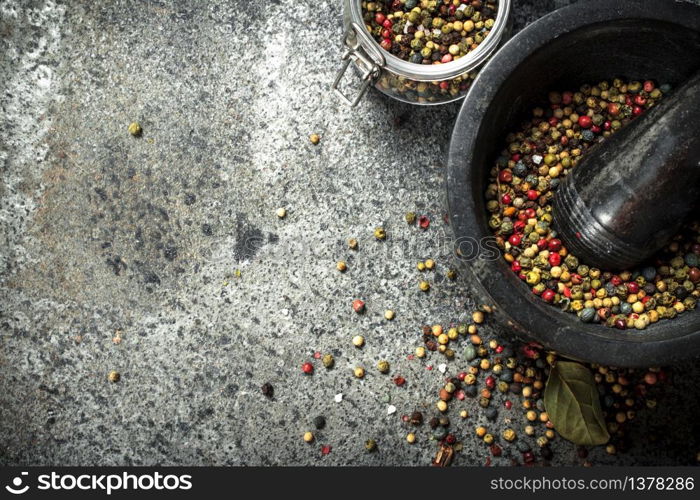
[446,0,700,367]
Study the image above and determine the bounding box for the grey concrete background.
[1,0,698,466]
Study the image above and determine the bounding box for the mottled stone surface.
[1,0,698,466]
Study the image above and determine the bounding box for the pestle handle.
[553,71,700,271]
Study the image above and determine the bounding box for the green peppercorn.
[322,354,335,369]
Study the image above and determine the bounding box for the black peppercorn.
[313,416,326,430]
[261,383,274,398]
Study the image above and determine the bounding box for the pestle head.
[552,71,700,271]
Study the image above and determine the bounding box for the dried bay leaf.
[544,361,610,446]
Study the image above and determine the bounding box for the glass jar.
[334,0,511,106]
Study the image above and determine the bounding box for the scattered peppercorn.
[377,360,390,374]
[384,309,395,320]
[128,122,142,137]
[313,416,326,430]
[352,299,366,313]
[405,212,417,225]
[352,335,365,348]
[261,382,274,398]
[322,354,335,369]
[309,133,320,145]
[365,439,377,452]
[303,431,314,443]
[374,227,386,240]
[302,362,314,375]
[108,370,120,383]
[348,238,359,250]
[337,261,347,272]
[354,366,366,379]
[276,207,287,219]
[419,280,430,292]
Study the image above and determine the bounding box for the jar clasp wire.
[333,23,385,107]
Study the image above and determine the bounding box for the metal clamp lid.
[332,23,385,107]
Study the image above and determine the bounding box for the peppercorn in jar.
[334,0,511,106]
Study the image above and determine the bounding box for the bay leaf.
[544,361,610,446]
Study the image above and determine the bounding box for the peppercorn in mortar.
[485,79,700,330]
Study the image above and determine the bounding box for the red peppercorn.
[352,299,365,313]
[490,444,502,457]
[526,189,538,201]
[394,376,406,387]
[560,136,569,146]
[525,208,536,219]
[607,102,620,116]
[375,13,386,24]
[523,451,535,463]
[634,95,646,106]
[382,19,392,29]
[458,371,467,380]
[502,194,512,205]
[455,390,465,401]
[541,289,555,303]
[591,125,601,134]
[578,115,592,128]
[611,275,622,286]
[625,95,633,106]
[381,28,391,39]
[563,286,572,298]
[535,238,547,250]
[548,117,559,127]
[511,261,522,272]
[439,81,449,90]
[570,273,582,285]
[446,434,456,444]
[495,345,504,353]
[441,54,453,63]
[504,400,512,410]
[418,215,430,229]
[511,153,521,162]
[485,375,495,389]
[548,253,561,267]
[513,221,526,233]
[626,282,639,294]
[302,362,314,374]
[380,39,392,51]
[321,445,332,455]
[632,105,643,116]
[508,234,522,246]
[548,239,562,252]
[689,267,700,283]
[498,170,513,183]
[603,120,612,131]
[643,80,655,93]
[614,318,627,330]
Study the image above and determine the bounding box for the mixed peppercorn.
[485,79,700,329]
[358,1,498,103]
[412,310,667,464]
[362,0,497,64]
[282,168,676,464]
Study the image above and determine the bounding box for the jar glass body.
[338,0,511,106]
